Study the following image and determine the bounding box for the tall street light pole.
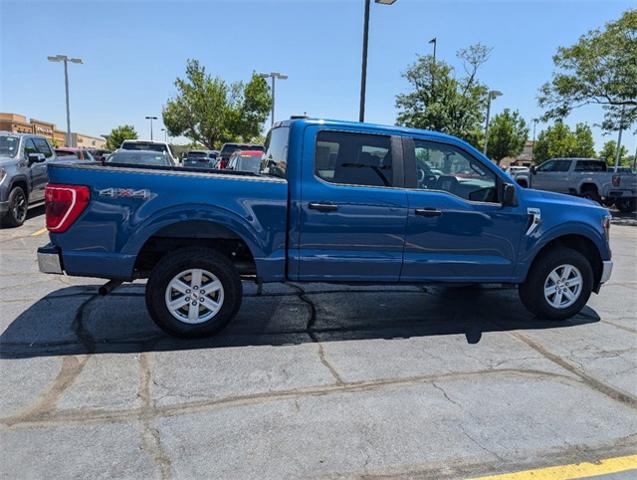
[615,104,626,169]
[145,116,158,141]
[531,118,539,161]
[259,72,288,127]
[47,55,83,147]
[483,90,503,156]
[429,37,437,93]
[359,0,397,123]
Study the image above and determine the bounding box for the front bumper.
[37,244,63,274]
[0,200,8,214]
[600,260,613,285]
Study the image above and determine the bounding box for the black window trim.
[402,136,507,206]
[312,128,405,189]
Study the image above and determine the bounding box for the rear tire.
[519,247,593,320]
[146,247,242,338]
[615,197,636,213]
[1,186,28,227]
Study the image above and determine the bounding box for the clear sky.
[1,0,635,154]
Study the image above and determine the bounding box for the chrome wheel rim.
[164,268,224,324]
[543,264,582,309]
[12,190,27,222]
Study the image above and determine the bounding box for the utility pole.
[47,55,83,147]
[483,90,502,155]
[531,118,539,161]
[145,116,158,141]
[429,37,437,94]
[259,72,288,126]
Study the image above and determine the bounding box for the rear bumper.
[37,244,63,274]
[600,260,613,285]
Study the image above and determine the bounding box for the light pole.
[429,37,437,94]
[359,0,398,123]
[145,116,158,141]
[615,105,626,169]
[47,55,83,147]
[531,118,539,161]
[259,72,288,127]
[483,90,503,155]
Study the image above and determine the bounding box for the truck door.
[22,138,46,202]
[531,159,570,192]
[401,137,528,282]
[294,128,408,282]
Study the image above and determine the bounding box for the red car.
[54,147,96,162]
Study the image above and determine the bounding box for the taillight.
[45,184,90,233]
[612,175,621,187]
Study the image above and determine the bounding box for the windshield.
[107,151,171,166]
[0,135,20,157]
[187,151,207,158]
[260,127,289,178]
[221,144,241,155]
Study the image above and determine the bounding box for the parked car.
[106,150,175,167]
[55,147,96,162]
[183,150,218,169]
[0,132,59,227]
[88,149,111,163]
[38,117,613,337]
[226,150,263,174]
[120,140,177,164]
[506,165,530,176]
[217,143,264,169]
[512,158,636,213]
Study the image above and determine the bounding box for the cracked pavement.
[0,208,636,479]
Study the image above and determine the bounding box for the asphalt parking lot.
[1,207,636,479]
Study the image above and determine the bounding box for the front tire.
[146,247,243,338]
[1,186,28,227]
[581,187,601,205]
[519,247,593,320]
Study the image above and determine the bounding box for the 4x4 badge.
[98,188,151,199]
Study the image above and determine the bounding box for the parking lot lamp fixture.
[47,55,83,147]
[483,90,503,156]
[359,0,398,123]
[259,72,288,127]
[145,116,158,141]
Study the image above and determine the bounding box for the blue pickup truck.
[37,118,613,337]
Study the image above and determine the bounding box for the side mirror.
[530,165,536,175]
[27,153,45,164]
[502,182,518,207]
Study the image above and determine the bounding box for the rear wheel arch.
[134,220,258,278]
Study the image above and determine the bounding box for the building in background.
[0,112,106,149]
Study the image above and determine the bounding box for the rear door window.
[575,160,606,172]
[314,131,393,187]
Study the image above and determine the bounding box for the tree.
[539,9,637,133]
[162,59,272,149]
[599,140,629,166]
[396,43,491,145]
[485,109,529,165]
[106,124,137,150]
[533,122,596,163]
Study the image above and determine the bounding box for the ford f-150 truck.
[513,158,637,213]
[37,118,613,337]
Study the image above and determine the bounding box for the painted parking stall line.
[470,454,637,480]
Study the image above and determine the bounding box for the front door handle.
[415,208,442,217]
[309,202,338,212]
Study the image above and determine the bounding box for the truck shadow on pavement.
[0,282,600,359]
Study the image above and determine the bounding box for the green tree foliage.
[539,9,637,133]
[395,44,491,146]
[533,122,596,163]
[106,124,138,150]
[599,140,629,166]
[162,59,272,149]
[485,109,529,165]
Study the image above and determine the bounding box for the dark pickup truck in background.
[37,118,613,338]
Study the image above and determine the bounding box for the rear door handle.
[415,208,442,217]
[309,202,338,212]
